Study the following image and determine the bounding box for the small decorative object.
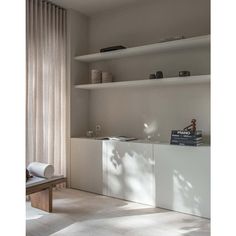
[183,118,197,132]
[155,71,163,79]
[86,130,94,138]
[149,71,163,79]
[179,70,191,77]
[95,124,102,137]
[149,74,156,79]
[100,45,126,52]
[91,69,102,84]
[102,71,113,83]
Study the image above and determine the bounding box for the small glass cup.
[86,130,94,138]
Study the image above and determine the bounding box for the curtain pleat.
[26,0,67,176]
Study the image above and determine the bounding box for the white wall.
[68,10,90,137]
[86,0,210,142]
[89,0,210,53]
[89,84,210,142]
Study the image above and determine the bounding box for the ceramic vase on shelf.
[102,71,113,83]
[91,69,102,84]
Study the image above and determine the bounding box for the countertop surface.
[71,137,210,146]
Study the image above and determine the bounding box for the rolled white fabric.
[27,162,54,179]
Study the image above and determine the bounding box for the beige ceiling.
[51,0,146,16]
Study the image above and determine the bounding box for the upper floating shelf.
[74,35,210,63]
[75,75,210,90]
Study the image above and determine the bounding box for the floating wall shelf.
[74,35,210,63]
[75,75,210,90]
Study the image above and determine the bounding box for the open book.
[97,136,137,141]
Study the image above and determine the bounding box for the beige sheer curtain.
[26,0,67,176]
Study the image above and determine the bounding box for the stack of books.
[170,130,203,146]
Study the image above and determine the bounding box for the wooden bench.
[26,176,67,212]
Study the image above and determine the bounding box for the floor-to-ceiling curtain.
[26,0,67,176]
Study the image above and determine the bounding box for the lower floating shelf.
[75,75,210,90]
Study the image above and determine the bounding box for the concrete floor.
[26,188,210,236]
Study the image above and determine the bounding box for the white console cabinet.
[103,141,155,205]
[154,144,210,218]
[70,138,210,218]
[70,138,103,194]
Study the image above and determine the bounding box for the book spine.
[171,136,202,141]
[170,141,203,146]
[171,139,201,143]
[171,134,202,139]
[171,130,202,136]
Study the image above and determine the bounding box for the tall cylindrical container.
[91,69,102,84]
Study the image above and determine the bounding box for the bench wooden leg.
[30,187,53,212]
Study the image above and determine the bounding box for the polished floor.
[26,188,210,236]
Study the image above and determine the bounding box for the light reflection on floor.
[26,189,210,236]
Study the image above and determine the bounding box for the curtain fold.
[26,0,67,176]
